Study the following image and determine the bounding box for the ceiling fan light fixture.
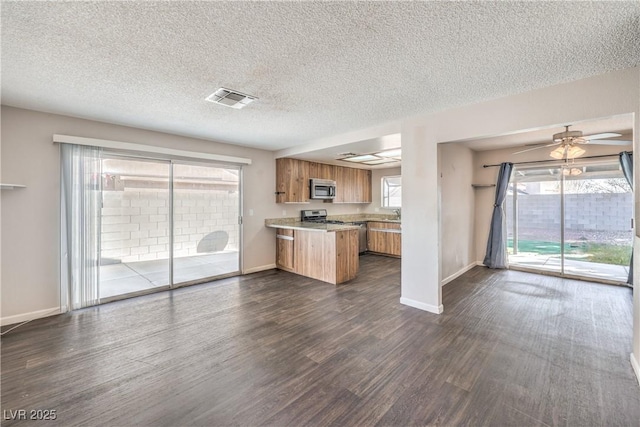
[562,167,583,176]
[553,126,583,143]
[566,145,586,159]
[550,146,566,159]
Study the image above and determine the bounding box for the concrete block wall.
[505,192,632,233]
[101,187,239,264]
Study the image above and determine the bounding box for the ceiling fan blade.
[586,139,632,146]
[583,132,622,140]
[513,143,558,155]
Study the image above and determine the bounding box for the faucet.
[393,209,401,220]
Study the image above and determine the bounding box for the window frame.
[381,175,401,209]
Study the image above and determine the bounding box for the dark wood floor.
[1,254,639,426]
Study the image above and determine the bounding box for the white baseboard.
[1,306,63,327]
[631,353,640,386]
[441,261,481,286]
[242,264,277,275]
[400,297,444,314]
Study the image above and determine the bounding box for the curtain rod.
[482,152,630,168]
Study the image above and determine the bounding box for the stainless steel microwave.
[310,178,336,199]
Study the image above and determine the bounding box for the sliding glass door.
[507,166,563,273]
[99,156,171,299]
[562,164,632,282]
[507,161,632,283]
[64,151,243,304]
[172,162,240,285]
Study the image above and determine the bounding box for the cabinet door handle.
[369,228,402,233]
[276,234,294,241]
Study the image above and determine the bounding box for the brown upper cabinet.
[309,161,336,181]
[276,158,310,203]
[276,158,371,204]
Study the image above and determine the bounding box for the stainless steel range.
[300,210,367,254]
[300,209,344,224]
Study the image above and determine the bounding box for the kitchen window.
[382,175,401,208]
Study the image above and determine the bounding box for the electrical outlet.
[356,207,360,213]
[248,209,254,216]
[375,207,380,212]
[282,210,287,216]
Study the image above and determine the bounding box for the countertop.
[265,214,401,233]
[266,221,361,233]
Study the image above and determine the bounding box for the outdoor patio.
[509,253,629,283]
[99,251,239,299]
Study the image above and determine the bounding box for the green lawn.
[507,239,631,266]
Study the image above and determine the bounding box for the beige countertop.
[266,221,361,233]
[265,214,401,233]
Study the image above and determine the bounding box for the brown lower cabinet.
[275,228,359,285]
[367,221,401,257]
[275,229,295,272]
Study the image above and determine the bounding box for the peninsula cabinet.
[275,229,295,272]
[294,229,359,285]
[273,227,359,285]
[367,221,401,257]
[275,158,371,204]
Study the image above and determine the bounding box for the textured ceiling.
[2,2,639,151]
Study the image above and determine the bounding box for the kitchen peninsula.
[265,212,400,285]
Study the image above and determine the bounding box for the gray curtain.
[619,151,633,286]
[483,162,514,269]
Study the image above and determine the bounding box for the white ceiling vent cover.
[206,88,257,109]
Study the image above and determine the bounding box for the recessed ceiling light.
[206,87,257,109]
[341,154,380,162]
[376,148,402,158]
[362,159,398,165]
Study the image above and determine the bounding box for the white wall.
[438,143,475,283]
[0,106,286,321]
[401,124,443,313]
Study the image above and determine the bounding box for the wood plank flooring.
[1,255,639,426]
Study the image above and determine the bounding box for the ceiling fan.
[513,125,631,159]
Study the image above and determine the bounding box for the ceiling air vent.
[206,88,257,109]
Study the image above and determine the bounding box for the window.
[382,175,401,208]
